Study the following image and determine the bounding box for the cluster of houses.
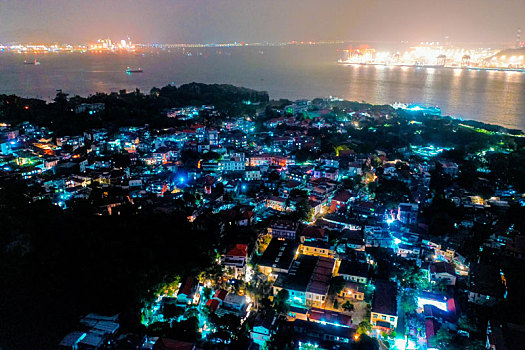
[3,96,524,350]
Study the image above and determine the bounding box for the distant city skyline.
[0,0,523,44]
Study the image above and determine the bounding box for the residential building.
[223,244,248,278]
[265,196,287,211]
[219,152,246,172]
[284,100,311,116]
[440,161,459,177]
[308,308,352,327]
[153,338,198,350]
[429,261,457,286]
[397,203,418,225]
[467,263,507,305]
[396,243,421,260]
[339,281,365,301]
[273,255,335,308]
[250,310,276,347]
[337,260,369,284]
[244,166,262,181]
[220,293,248,317]
[258,238,297,280]
[59,331,87,350]
[485,320,525,350]
[312,166,339,181]
[341,229,365,251]
[371,280,398,332]
[299,226,327,243]
[292,319,355,349]
[176,277,198,306]
[299,240,336,259]
[330,190,352,213]
[268,220,299,240]
[59,313,119,350]
[206,129,219,145]
[364,226,393,248]
[75,103,105,114]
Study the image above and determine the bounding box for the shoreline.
[1,83,523,135]
[1,48,524,130]
[338,61,525,73]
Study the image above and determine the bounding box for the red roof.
[153,337,195,350]
[204,175,217,185]
[430,262,456,275]
[237,210,254,220]
[447,298,456,314]
[301,226,326,239]
[226,244,248,257]
[178,277,196,296]
[206,299,220,313]
[332,190,351,202]
[338,150,355,157]
[213,289,228,301]
[425,319,438,342]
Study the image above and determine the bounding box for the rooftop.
[253,309,276,330]
[300,226,326,239]
[271,219,299,231]
[206,299,220,313]
[59,331,86,347]
[275,255,317,292]
[469,262,506,298]
[79,332,104,348]
[259,238,297,271]
[293,318,355,340]
[226,244,248,257]
[213,289,228,301]
[178,276,197,296]
[430,261,456,276]
[153,337,197,350]
[332,190,352,202]
[372,280,398,316]
[308,308,352,327]
[224,293,246,306]
[275,255,334,296]
[338,260,369,278]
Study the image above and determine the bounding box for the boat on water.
[126,67,143,73]
[23,59,40,65]
[392,102,441,115]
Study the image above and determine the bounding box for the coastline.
[1,45,524,130]
[338,61,525,73]
[1,82,523,135]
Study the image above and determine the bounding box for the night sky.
[0,0,524,44]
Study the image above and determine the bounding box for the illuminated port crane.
[437,54,446,66]
[461,55,471,67]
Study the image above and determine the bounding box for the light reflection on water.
[0,45,524,130]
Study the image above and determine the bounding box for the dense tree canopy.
[0,178,218,349]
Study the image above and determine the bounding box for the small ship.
[126,67,143,73]
[23,59,40,65]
